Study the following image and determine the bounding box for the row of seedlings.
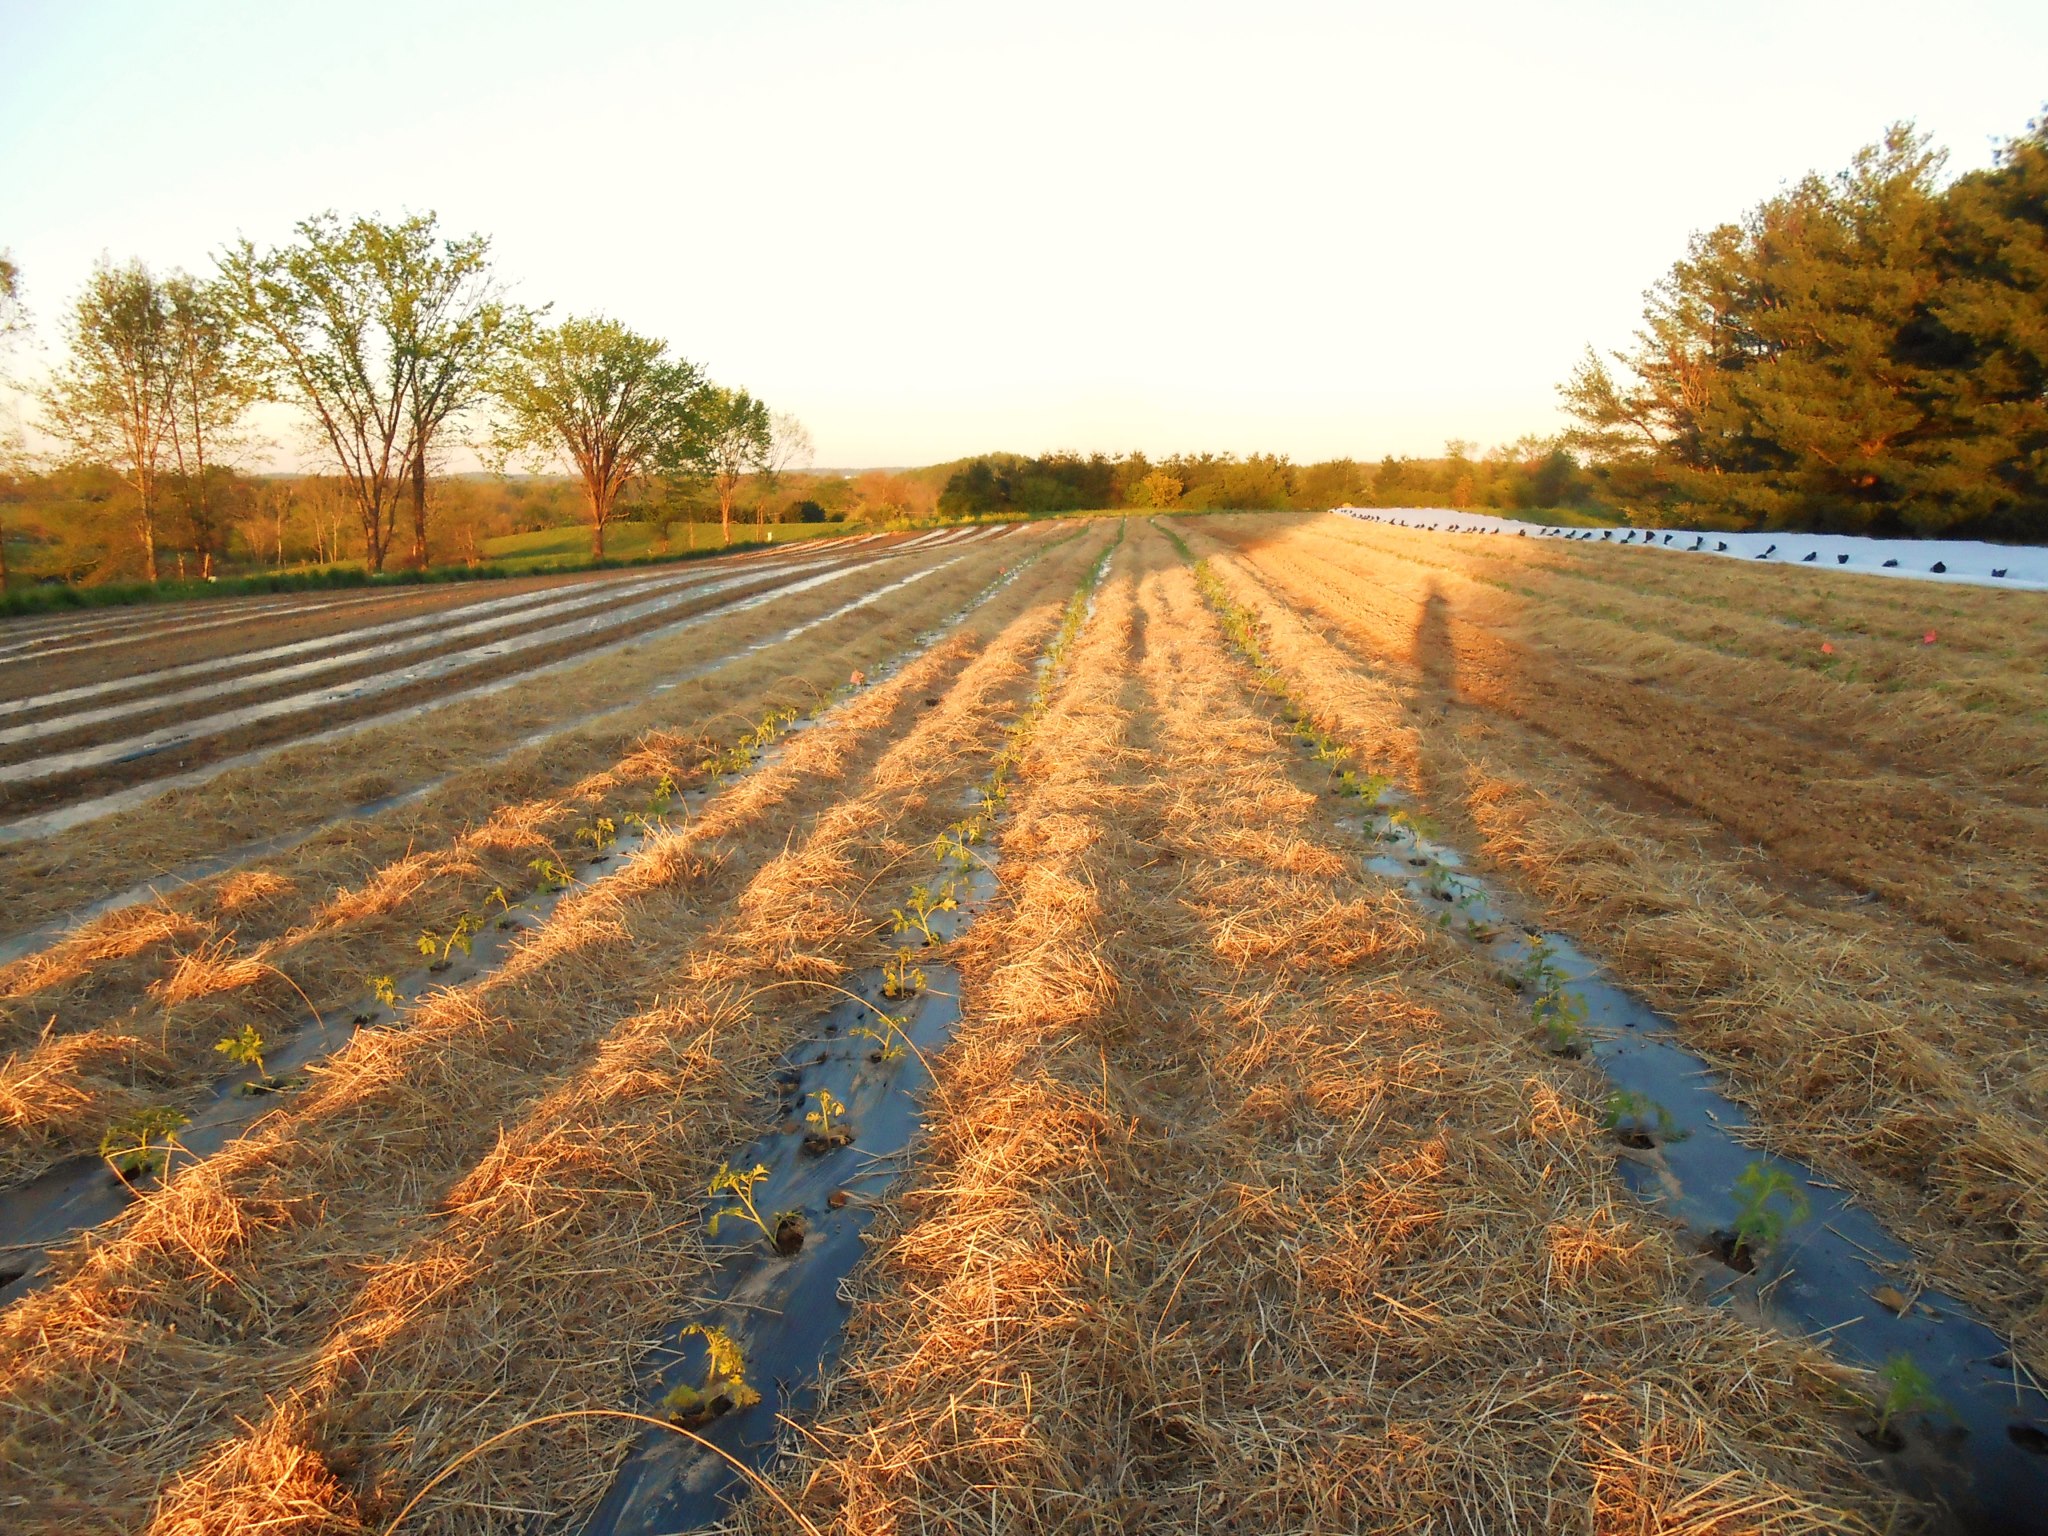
[0,553,1054,1303]
[582,534,1121,1534]
[1174,540,2048,1527]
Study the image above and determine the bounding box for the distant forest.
[933,445,1591,518]
[1563,114,2047,541]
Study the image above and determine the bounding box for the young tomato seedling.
[802,1088,853,1153]
[528,856,574,894]
[890,881,959,944]
[215,1022,269,1083]
[417,911,484,969]
[1601,1090,1680,1147]
[849,1010,914,1065]
[880,947,926,1001]
[705,1161,809,1256]
[99,1106,190,1182]
[1728,1161,1811,1264]
[1868,1354,1945,1446]
[1533,986,1587,1056]
[357,974,401,1022]
[574,816,618,857]
[661,1323,765,1427]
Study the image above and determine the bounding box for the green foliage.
[1336,768,1390,802]
[99,1106,191,1180]
[1601,1090,1680,1142]
[661,1323,763,1423]
[417,911,484,964]
[849,1010,913,1064]
[370,974,400,1008]
[574,815,618,855]
[647,773,677,818]
[490,315,711,561]
[934,812,986,870]
[700,385,774,538]
[699,707,800,780]
[1730,1161,1811,1259]
[935,448,1600,518]
[1564,113,2048,538]
[880,948,926,1001]
[1532,985,1587,1054]
[1871,1354,1945,1437]
[221,211,516,573]
[1515,938,1565,995]
[528,856,573,893]
[214,1022,267,1079]
[1514,939,1586,1053]
[705,1160,775,1242]
[805,1088,845,1139]
[890,881,959,944]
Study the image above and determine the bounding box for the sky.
[3,0,2046,468]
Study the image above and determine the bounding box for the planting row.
[0,539,959,824]
[1187,515,2048,1387]
[0,535,1063,1212]
[1181,532,2045,1526]
[730,524,1909,1533]
[0,529,1110,1530]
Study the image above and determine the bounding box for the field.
[0,512,2041,1533]
[479,522,850,570]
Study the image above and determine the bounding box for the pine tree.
[1924,113,2048,538]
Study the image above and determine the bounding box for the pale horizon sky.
[3,0,2046,469]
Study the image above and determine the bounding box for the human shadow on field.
[1411,583,1456,693]
[1398,581,1470,818]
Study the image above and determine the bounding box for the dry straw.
[1187,517,2048,1383]
[735,528,1903,1533]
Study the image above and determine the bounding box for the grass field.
[0,512,2040,1531]
[481,520,853,569]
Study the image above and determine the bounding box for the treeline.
[1564,113,2048,539]
[937,443,1603,516]
[0,467,599,581]
[0,212,813,587]
[0,461,945,584]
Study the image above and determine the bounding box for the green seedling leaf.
[99,1106,190,1180]
[214,1022,267,1080]
[1731,1161,1811,1260]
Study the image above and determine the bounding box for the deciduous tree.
[0,250,24,588]
[700,386,772,543]
[41,260,182,580]
[221,211,508,572]
[491,316,706,560]
[163,275,262,576]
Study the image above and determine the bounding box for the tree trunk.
[410,450,429,568]
[362,501,386,573]
[141,503,158,583]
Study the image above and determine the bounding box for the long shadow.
[1411,581,1456,691]
[1179,535,2048,1527]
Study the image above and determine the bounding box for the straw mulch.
[0,537,1101,1533]
[0,541,1039,1189]
[742,531,1910,1533]
[139,552,1086,1535]
[1202,514,2048,971]
[1190,525,2048,1386]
